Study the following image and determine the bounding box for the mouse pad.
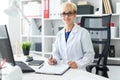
[28,60,44,66]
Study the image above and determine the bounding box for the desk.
[23,69,111,80]
[107,57,120,80]
[15,54,111,80]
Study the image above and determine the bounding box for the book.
[35,62,70,75]
[49,0,61,19]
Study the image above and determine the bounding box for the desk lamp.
[4,0,31,41]
[4,0,33,65]
[4,0,32,57]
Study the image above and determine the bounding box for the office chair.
[80,14,111,78]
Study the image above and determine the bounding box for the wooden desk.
[15,54,111,80]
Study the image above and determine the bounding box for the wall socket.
[109,45,115,57]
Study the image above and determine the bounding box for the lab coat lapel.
[67,25,78,45]
[61,29,67,46]
[61,29,68,59]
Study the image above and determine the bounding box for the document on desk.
[35,62,70,75]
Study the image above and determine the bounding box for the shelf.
[43,52,52,55]
[108,57,120,60]
[21,0,30,1]
[112,13,120,16]
[20,0,120,56]
[30,51,42,54]
[76,14,120,17]
[21,35,42,38]
[30,35,42,38]
[44,13,120,20]
[26,16,42,19]
[44,18,62,21]
[111,38,120,40]
[20,0,41,2]
[44,35,56,38]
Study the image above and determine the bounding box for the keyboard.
[15,61,35,73]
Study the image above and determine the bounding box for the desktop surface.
[23,68,110,80]
[15,53,111,80]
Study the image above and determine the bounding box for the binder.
[44,0,49,18]
[107,0,113,13]
[103,0,112,14]
[49,0,61,19]
[103,0,109,14]
[105,0,109,14]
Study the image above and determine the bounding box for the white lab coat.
[52,23,95,70]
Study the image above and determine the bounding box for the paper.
[35,62,70,75]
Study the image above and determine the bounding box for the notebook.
[28,60,44,66]
[35,62,70,75]
[0,25,34,73]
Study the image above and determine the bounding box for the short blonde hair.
[60,2,77,13]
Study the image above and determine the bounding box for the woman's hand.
[68,61,78,69]
[48,57,57,65]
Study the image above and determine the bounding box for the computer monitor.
[0,25,15,66]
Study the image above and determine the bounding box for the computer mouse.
[26,57,33,62]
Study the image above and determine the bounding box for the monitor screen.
[0,25,15,66]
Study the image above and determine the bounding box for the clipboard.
[35,62,70,75]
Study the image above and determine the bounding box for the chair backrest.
[80,14,111,66]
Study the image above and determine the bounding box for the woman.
[48,2,95,70]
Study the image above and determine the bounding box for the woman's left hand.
[67,61,78,69]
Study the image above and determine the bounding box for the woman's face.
[60,7,76,26]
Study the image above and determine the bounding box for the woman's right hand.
[48,57,57,65]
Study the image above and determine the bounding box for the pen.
[50,54,53,59]
[38,63,44,69]
[49,54,57,65]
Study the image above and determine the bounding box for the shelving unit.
[20,0,43,56]
[20,0,120,57]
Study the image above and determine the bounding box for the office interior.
[1,0,120,80]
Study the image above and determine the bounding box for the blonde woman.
[48,2,95,70]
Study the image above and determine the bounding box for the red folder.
[44,0,49,18]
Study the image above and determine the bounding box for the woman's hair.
[60,2,77,13]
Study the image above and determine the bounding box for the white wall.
[0,0,8,25]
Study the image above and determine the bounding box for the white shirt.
[52,23,95,69]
